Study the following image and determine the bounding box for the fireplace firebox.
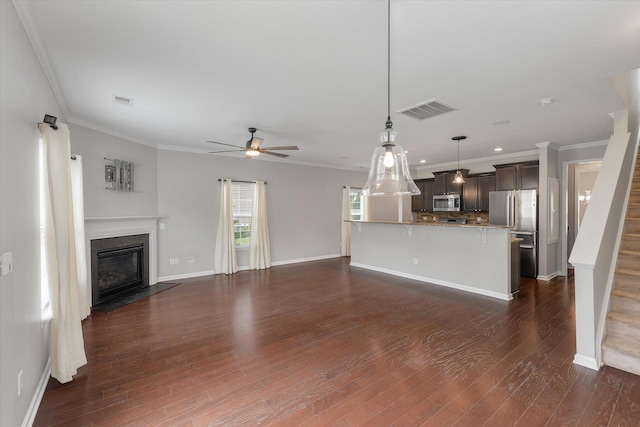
[91,234,149,307]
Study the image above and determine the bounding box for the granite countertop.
[347,220,513,229]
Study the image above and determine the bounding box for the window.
[350,188,363,220]
[231,182,254,247]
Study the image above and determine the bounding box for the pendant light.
[362,0,420,197]
[452,136,467,184]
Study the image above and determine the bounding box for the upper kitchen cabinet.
[518,162,539,190]
[493,161,539,191]
[434,170,468,195]
[477,174,496,211]
[411,179,434,212]
[462,173,495,212]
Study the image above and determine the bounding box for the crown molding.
[12,0,71,120]
[557,139,609,151]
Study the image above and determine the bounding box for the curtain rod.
[219,179,267,184]
[37,118,75,160]
[343,186,362,189]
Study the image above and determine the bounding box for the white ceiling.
[16,0,640,171]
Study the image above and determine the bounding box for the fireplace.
[91,234,149,306]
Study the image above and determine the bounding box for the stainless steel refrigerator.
[489,190,538,277]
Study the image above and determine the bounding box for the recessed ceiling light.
[494,147,503,152]
[538,98,553,107]
[493,120,510,125]
[419,159,427,163]
[404,150,409,154]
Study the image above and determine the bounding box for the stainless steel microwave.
[433,194,460,212]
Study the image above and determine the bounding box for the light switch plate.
[1,252,12,276]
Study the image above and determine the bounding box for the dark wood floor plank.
[31,258,640,427]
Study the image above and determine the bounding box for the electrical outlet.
[187,257,194,264]
[18,370,23,396]
[413,258,418,265]
[159,223,165,230]
[175,258,180,265]
[169,258,175,265]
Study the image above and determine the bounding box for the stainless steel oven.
[433,194,460,212]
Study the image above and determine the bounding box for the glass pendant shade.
[362,127,421,196]
[453,170,465,184]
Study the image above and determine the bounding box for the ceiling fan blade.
[208,149,246,154]
[260,150,289,158]
[258,146,299,151]
[250,137,264,150]
[206,141,246,149]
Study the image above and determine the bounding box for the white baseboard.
[271,253,341,266]
[573,353,600,371]
[157,254,343,282]
[537,271,562,281]
[156,270,215,282]
[350,262,512,301]
[22,357,50,427]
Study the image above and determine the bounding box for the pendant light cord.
[387,0,391,124]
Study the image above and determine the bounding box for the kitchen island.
[349,220,516,300]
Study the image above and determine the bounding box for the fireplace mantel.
[84,216,164,288]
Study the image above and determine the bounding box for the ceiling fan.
[207,127,299,158]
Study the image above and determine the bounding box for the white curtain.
[341,186,351,256]
[70,156,90,319]
[249,181,271,269]
[39,123,87,383]
[214,179,238,274]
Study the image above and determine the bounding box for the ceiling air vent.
[398,98,457,120]
[112,94,133,106]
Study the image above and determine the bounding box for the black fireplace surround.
[91,234,149,307]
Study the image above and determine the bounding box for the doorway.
[564,161,602,273]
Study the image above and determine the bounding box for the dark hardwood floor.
[34,258,640,426]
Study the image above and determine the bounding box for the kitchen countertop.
[347,220,513,229]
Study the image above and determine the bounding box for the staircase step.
[627,204,640,219]
[606,311,640,342]
[602,336,640,376]
[630,191,640,204]
[621,233,640,251]
[610,288,640,317]
[615,270,640,291]
[616,250,640,271]
[623,218,640,234]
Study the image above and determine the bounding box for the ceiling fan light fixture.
[362,0,420,197]
[246,149,260,157]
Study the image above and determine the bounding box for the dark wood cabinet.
[462,174,495,212]
[411,180,426,212]
[462,176,478,211]
[494,162,538,191]
[433,170,467,195]
[477,174,495,211]
[519,163,539,190]
[422,180,434,212]
[495,166,517,191]
[411,179,434,212]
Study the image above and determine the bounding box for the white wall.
[69,124,158,218]
[156,150,367,279]
[0,2,58,425]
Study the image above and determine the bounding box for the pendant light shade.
[362,123,420,196]
[362,0,420,197]
[452,135,467,185]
